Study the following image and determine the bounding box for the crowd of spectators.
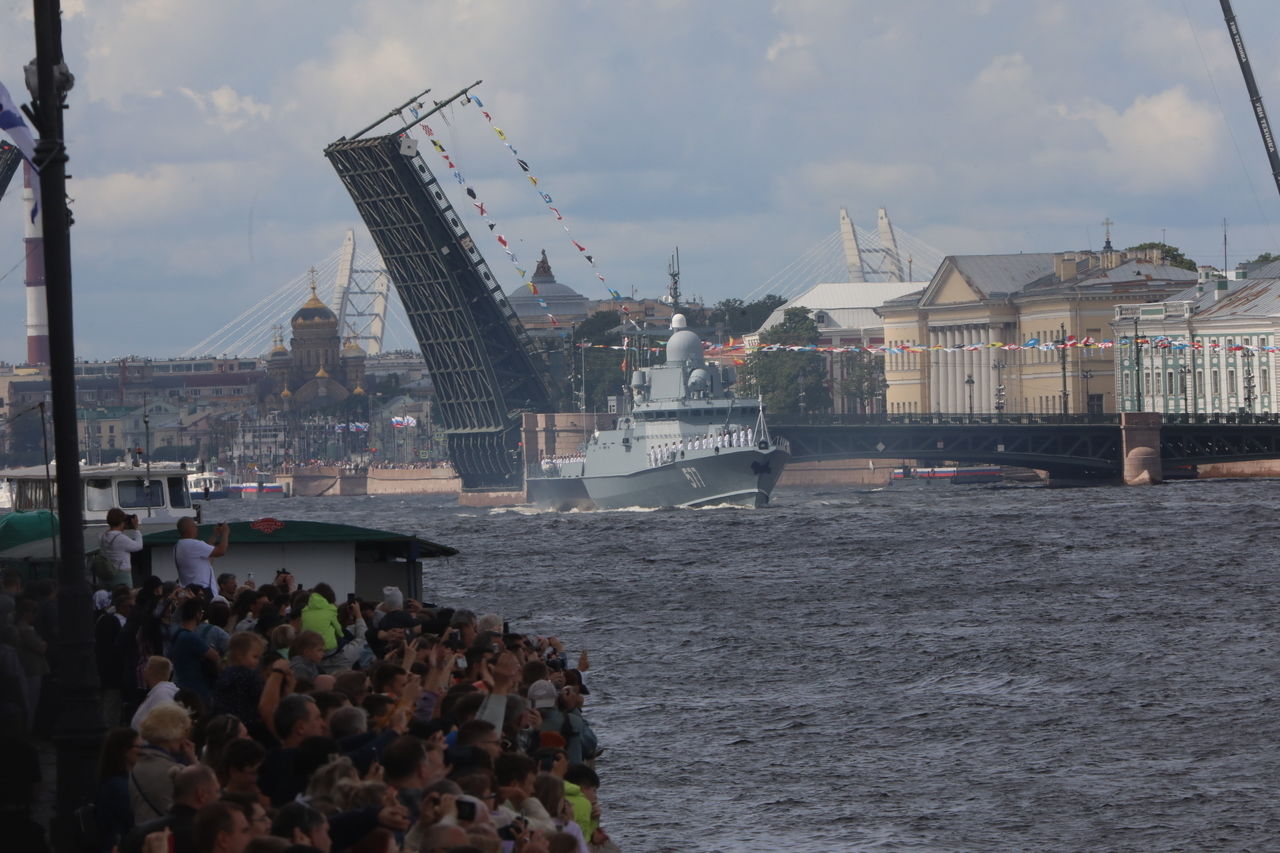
[0,542,614,853]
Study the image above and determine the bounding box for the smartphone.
[456,799,476,821]
[347,593,357,603]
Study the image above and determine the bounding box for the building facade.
[879,247,1197,415]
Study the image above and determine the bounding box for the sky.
[2,0,1280,363]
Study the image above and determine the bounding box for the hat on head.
[527,679,557,710]
[93,589,112,612]
[538,731,567,750]
[381,586,404,610]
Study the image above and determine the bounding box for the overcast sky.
[2,0,1280,363]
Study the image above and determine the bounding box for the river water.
[205,479,1280,852]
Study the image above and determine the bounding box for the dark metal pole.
[29,1,100,846]
[1133,317,1144,412]
[1058,322,1069,415]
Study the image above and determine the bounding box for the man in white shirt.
[174,518,229,592]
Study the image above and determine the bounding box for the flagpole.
[29,0,100,847]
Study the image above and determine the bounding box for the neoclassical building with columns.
[879,246,1196,415]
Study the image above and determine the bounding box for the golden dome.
[291,281,337,328]
[281,388,292,398]
[342,337,366,356]
[352,384,366,396]
[315,366,330,378]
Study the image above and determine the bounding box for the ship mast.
[666,247,681,316]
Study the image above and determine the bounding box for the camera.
[443,629,465,651]
[455,800,476,821]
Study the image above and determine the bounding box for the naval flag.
[0,80,38,223]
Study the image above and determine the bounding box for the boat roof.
[143,517,459,558]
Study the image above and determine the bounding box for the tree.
[1244,252,1278,266]
[741,307,831,417]
[836,351,887,414]
[707,294,787,336]
[571,311,626,413]
[1125,242,1197,272]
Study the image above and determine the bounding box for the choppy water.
[205,479,1280,852]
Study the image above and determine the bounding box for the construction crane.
[1221,0,1280,199]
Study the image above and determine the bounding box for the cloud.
[178,85,271,130]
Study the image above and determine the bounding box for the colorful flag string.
[464,93,609,289]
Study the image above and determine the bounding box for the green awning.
[143,518,457,558]
[0,510,60,554]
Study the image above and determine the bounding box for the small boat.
[0,461,199,561]
[188,472,230,500]
[893,465,1004,484]
[526,313,790,510]
[227,481,288,498]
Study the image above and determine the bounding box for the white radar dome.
[665,314,705,366]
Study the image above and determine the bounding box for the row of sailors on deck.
[648,428,755,467]
[540,454,585,475]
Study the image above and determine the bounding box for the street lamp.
[992,361,1006,417]
[965,373,975,419]
[1242,350,1256,415]
[1055,322,1069,416]
[1132,316,1144,412]
[1178,366,1192,416]
[1081,370,1094,416]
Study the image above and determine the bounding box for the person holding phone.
[173,518,230,594]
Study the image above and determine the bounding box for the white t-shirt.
[174,538,216,591]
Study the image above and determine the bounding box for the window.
[1229,369,1236,392]
[1212,370,1220,394]
[118,479,166,508]
[167,477,190,509]
[85,479,114,512]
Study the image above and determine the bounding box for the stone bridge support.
[1121,412,1162,485]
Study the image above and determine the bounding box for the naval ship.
[526,314,790,510]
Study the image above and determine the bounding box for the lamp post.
[1132,316,1144,412]
[1081,370,1094,416]
[1178,365,1192,415]
[1242,350,1256,415]
[965,373,975,419]
[992,361,1006,418]
[1056,322,1069,416]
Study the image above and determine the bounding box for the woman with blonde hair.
[130,702,195,823]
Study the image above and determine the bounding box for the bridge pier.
[1121,412,1163,485]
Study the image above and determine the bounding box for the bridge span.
[771,412,1280,483]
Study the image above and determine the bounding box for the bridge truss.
[325,131,556,490]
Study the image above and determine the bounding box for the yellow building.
[880,247,1196,415]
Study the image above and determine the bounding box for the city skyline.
[1,0,1279,363]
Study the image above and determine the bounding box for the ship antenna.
[667,247,681,315]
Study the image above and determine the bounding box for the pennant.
[421,124,434,136]
[444,158,455,169]
[517,158,530,172]
[471,95,484,107]
[540,192,553,203]
[528,175,538,187]
[596,273,606,282]
[473,202,486,216]
[1023,337,1040,347]
[608,288,623,300]
[493,127,507,140]
[497,234,508,246]
[527,282,538,295]
[572,240,586,252]
[466,187,477,199]
[515,267,527,278]
[482,110,492,122]
[453,171,465,184]
[431,139,445,153]
[548,207,563,220]
[409,106,420,119]
[488,222,496,231]
[585,255,594,264]
[547,314,559,326]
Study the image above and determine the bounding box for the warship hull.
[527,445,789,511]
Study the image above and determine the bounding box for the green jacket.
[563,780,597,840]
[299,592,342,650]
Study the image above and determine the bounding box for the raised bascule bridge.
[325,85,557,493]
